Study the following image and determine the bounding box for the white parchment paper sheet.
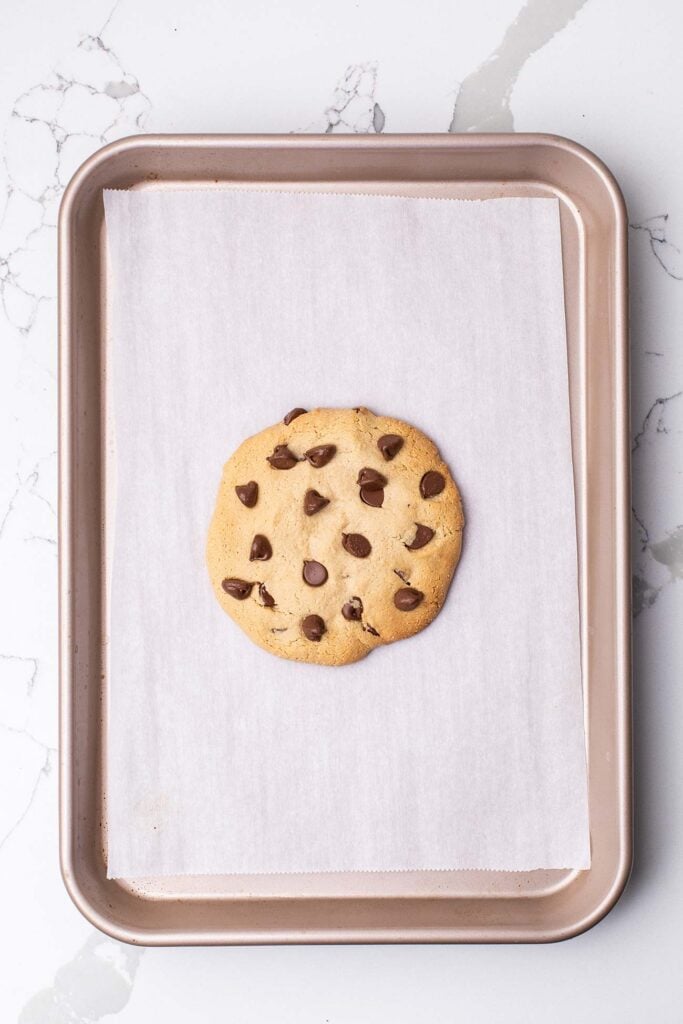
[104,189,589,877]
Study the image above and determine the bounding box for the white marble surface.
[0,0,681,1019]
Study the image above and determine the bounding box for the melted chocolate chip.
[235,481,258,507]
[303,560,328,587]
[342,596,363,621]
[258,583,275,607]
[249,534,272,561]
[364,624,380,637]
[267,444,299,469]
[342,533,372,558]
[304,444,336,468]
[304,489,330,516]
[377,434,404,461]
[357,467,387,489]
[420,470,446,498]
[302,614,326,641]
[283,407,307,425]
[360,485,384,508]
[221,578,254,600]
[405,523,435,550]
[394,587,424,611]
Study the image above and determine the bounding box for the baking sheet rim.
[58,132,631,944]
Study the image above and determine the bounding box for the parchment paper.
[103,188,590,877]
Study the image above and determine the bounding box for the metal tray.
[59,133,631,944]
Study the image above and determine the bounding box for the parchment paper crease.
[104,189,590,877]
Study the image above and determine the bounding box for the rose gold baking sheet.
[59,133,631,944]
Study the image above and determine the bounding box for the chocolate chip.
[304,444,336,468]
[364,624,380,637]
[235,481,258,507]
[303,560,328,586]
[249,534,272,561]
[302,614,326,641]
[420,471,446,498]
[267,444,299,469]
[394,587,424,611]
[283,407,307,425]
[360,485,384,508]
[393,569,411,585]
[221,578,254,600]
[258,583,275,607]
[405,524,435,550]
[342,596,363,621]
[342,533,371,558]
[304,489,330,516]
[357,467,387,489]
[377,434,403,461]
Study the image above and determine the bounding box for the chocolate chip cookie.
[206,407,464,666]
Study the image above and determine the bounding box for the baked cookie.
[206,407,464,666]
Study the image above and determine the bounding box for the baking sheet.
[60,133,631,944]
[103,187,590,878]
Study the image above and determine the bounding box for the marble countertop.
[1,0,681,1019]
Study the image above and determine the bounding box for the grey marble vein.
[0,652,39,697]
[632,391,683,614]
[19,933,142,1024]
[449,0,589,132]
[633,526,683,617]
[0,456,57,547]
[97,0,124,40]
[304,62,385,134]
[632,391,682,454]
[0,653,56,853]
[0,479,22,540]
[0,745,52,855]
[649,526,683,577]
[631,214,683,280]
